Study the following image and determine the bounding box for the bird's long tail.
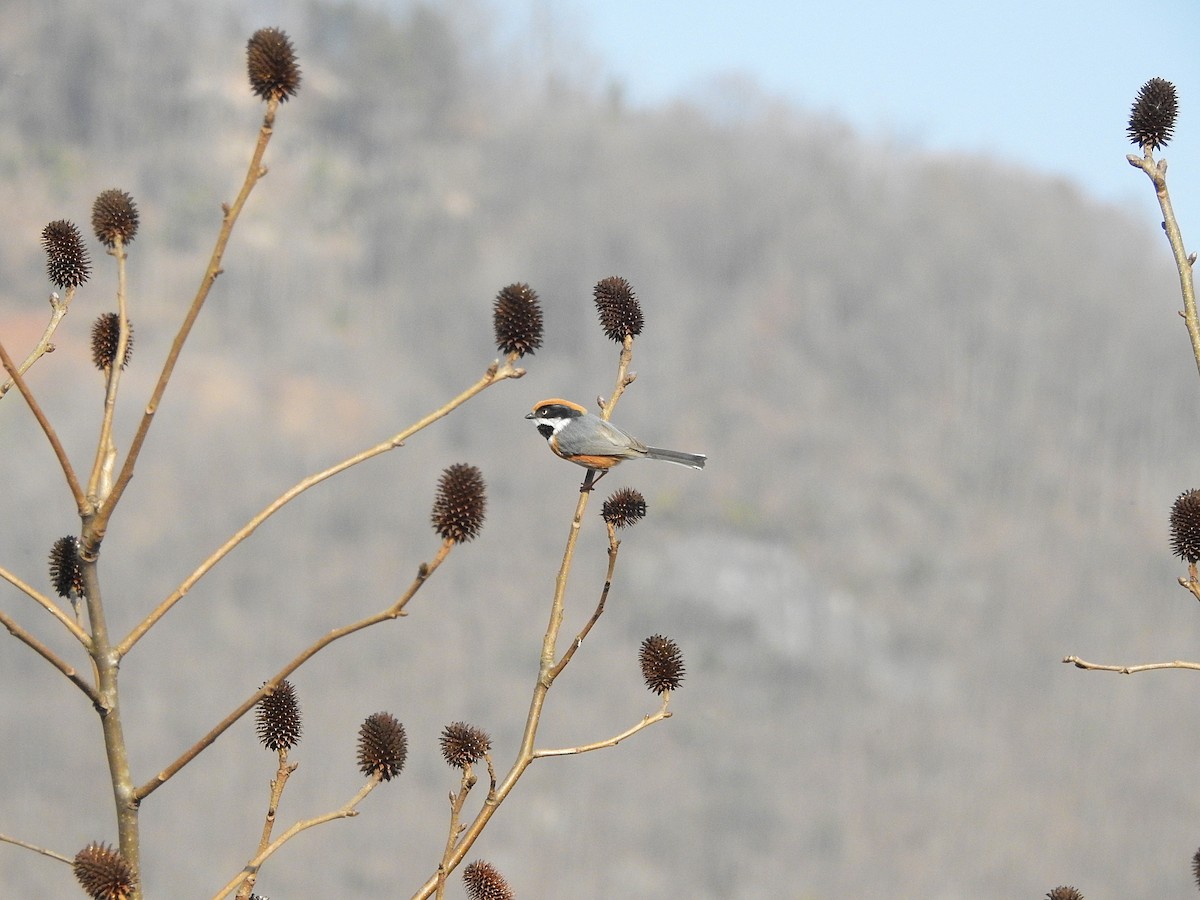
[645,447,706,469]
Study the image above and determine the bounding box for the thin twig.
[411,750,532,899]
[0,564,92,646]
[210,776,381,900]
[0,337,87,513]
[117,356,524,658]
[235,750,298,900]
[0,607,99,706]
[437,768,477,900]
[0,289,75,397]
[1062,655,1200,674]
[549,530,619,679]
[86,236,131,506]
[596,334,636,422]
[533,695,672,758]
[483,752,497,799]
[0,833,74,864]
[135,541,452,802]
[1128,150,1199,378]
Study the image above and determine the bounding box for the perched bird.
[526,398,706,489]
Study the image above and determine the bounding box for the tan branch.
[76,557,139,885]
[410,343,639,899]
[235,750,298,900]
[211,776,380,900]
[86,236,131,506]
[533,695,672,758]
[437,768,477,899]
[0,833,74,865]
[549,529,620,680]
[88,99,282,551]
[117,356,524,658]
[0,289,75,397]
[1063,654,1200,674]
[0,338,87,513]
[135,542,452,802]
[0,564,92,646]
[1128,150,1200,378]
[596,334,636,421]
[0,606,99,705]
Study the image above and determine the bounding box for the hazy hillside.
[1,1,1198,897]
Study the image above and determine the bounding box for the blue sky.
[502,0,1200,233]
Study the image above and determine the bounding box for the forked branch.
[118,356,524,657]
[88,99,284,550]
[135,540,454,802]
[0,290,76,398]
[211,776,381,900]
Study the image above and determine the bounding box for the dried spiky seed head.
[602,487,647,528]
[1170,489,1200,563]
[594,275,643,342]
[256,680,302,752]
[91,189,139,248]
[91,313,133,370]
[1128,78,1177,151]
[440,722,492,769]
[431,463,487,543]
[639,634,685,694]
[1045,888,1083,900]
[42,220,91,289]
[463,859,515,900]
[358,712,407,781]
[73,842,136,900]
[493,282,544,357]
[49,535,85,603]
[247,27,301,102]
[1193,847,1200,890]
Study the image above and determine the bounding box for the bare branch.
[211,776,381,900]
[0,290,75,398]
[0,338,87,513]
[88,99,284,551]
[410,342,642,899]
[117,356,524,657]
[235,750,298,900]
[0,564,92,646]
[534,695,672,758]
[135,542,452,802]
[86,235,132,506]
[549,530,620,679]
[1063,654,1200,674]
[1128,150,1200,378]
[0,606,99,705]
[0,832,74,865]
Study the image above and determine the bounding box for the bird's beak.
[524,412,535,419]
